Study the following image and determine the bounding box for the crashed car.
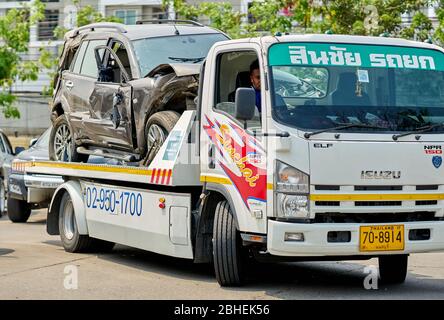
[50,21,228,164]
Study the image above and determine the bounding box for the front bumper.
[267,219,444,257]
[8,173,27,201]
[24,174,64,204]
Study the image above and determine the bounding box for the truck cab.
[198,34,444,283]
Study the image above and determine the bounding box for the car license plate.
[360,225,404,252]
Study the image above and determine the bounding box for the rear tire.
[379,254,408,284]
[49,114,89,163]
[212,200,245,286]
[7,197,31,223]
[59,192,94,253]
[143,111,180,165]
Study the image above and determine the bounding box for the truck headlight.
[275,161,310,219]
[277,194,309,218]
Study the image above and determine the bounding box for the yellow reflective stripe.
[201,175,274,190]
[200,175,232,185]
[31,161,152,176]
[310,193,444,201]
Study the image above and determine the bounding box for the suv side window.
[80,39,108,78]
[2,134,12,154]
[0,134,6,153]
[71,41,88,74]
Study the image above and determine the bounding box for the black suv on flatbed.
[50,20,228,164]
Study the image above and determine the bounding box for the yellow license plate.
[359,225,405,252]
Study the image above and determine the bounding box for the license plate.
[359,225,404,252]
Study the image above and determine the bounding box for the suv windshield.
[269,42,444,133]
[133,33,228,76]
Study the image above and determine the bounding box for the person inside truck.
[249,59,262,113]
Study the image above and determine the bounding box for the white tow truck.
[25,34,444,286]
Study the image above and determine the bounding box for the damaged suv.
[50,21,228,163]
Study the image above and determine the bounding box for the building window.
[38,9,59,41]
[115,10,137,25]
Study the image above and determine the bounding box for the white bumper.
[267,219,444,257]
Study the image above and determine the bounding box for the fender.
[47,180,88,235]
[205,182,240,230]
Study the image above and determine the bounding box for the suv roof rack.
[71,22,127,37]
[135,19,204,27]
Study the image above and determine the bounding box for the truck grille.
[314,211,440,223]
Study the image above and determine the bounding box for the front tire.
[7,197,31,223]
[49,115,89,162]
[379,254,408,284]
[212,200,245,286]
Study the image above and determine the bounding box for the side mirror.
[111,92,122,129]
[14,146,25,155]
[29,138,38,148]
[235,88,256,122]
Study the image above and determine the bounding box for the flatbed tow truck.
[24,34,444,286]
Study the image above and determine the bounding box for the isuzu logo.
[361,170,401,179]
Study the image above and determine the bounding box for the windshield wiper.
[304,123,387,139]
[168,56,205,63]
[392,122,444,141]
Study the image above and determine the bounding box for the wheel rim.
[54,123,72,161]
[63,199,76,240]
[147,124,166,152]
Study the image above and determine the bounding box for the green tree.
[0,0,52,118]
[54,0,122,39]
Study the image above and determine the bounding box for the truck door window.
[214,50,262,128]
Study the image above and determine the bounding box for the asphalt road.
[1,210,444,300]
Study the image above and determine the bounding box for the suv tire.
[49,115,89,162]
[144,111,180,165]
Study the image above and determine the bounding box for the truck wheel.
[212,200,245,286]
[59,192,94,253]
[379,255,408,284]
[144,111,180,165]
[49,115,89,163]
[7,197,31,223]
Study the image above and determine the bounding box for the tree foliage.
[0,0,52,118]
[164,0,441,44]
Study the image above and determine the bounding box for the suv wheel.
[49,115,89,162]
[143,111,180,165]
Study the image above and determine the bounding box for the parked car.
[0,129,24,216]
[7,127,64,222]
[49,20,228,165]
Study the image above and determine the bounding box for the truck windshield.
[133,33,228,76]
[269,42,444,133]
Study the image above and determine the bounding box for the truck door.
[200,45,267,233]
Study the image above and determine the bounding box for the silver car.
[0,129,24,216]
